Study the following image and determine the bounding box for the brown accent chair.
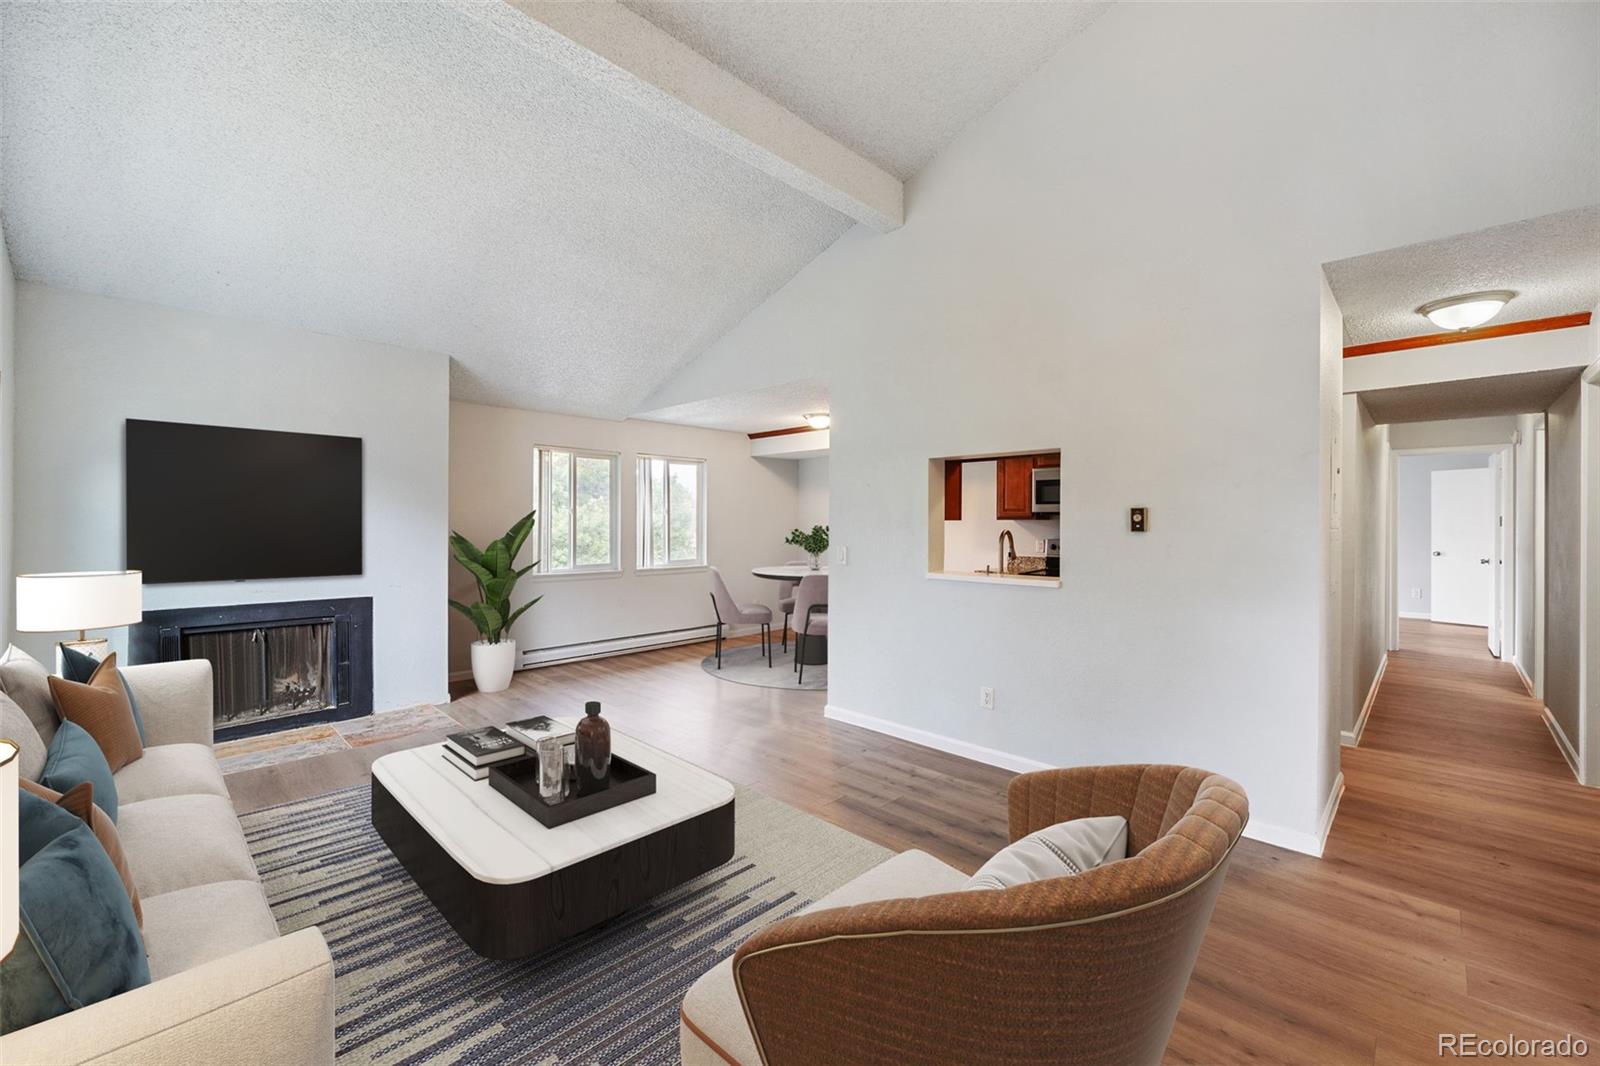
[679,765,1247,1065]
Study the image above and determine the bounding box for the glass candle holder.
[537,736,566,805]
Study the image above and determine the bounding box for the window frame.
[532,446,621,577]
[636,453,709,572]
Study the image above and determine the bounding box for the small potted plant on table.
[786,524,830,570]
[449,511,541,693]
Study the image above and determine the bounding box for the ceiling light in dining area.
[1417,290,1515,332]
[803,413,831,430]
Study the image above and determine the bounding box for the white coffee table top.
[371,718,734,885]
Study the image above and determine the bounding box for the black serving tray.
[489,753,657,828]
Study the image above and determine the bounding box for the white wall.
[942,460,1058,573]
[1395,452,1492,618]
[448,402,803,674]
[636,3,1599,851]
[1545,377,1583,762]
[1517,414,1543,689]
[1339,395,1389,739]
[795,456,830,562]
[1388,416,1520,452]
[13,284,451,710]
[0,228,14,637]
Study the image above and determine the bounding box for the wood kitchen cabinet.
[995,453,1061,520]
[996,456,1036,519]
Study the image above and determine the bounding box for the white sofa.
[2,659,336,1066]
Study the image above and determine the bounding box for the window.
[533,447,619,574]
[637,455,707,569]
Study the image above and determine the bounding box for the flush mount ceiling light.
[1417,290,1515,332]
[803,413,831,430]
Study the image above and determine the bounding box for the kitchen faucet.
[998,529,1016,575]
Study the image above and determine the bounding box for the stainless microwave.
[1031,466,1061,513]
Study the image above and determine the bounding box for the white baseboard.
[1513,659,1535,698]
[822,704,1053,774]
[1246,772,1343,857]
[1341,654,1387,747]
[1398,611,1430,620]
[826,703,1336,857]
[1542,707,1581,781]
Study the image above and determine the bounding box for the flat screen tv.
[126,419,363,584]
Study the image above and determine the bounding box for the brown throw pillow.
[47,652,144,772]
[21,777,144,929]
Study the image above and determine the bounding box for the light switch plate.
[1130,507,1148,533]
[838,546,848,565]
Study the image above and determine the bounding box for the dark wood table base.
[371,778,736,959]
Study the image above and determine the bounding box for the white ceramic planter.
[470,639,517,693]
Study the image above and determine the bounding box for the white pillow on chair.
[963,815,1128,890]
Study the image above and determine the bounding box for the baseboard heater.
[519,623,723,670]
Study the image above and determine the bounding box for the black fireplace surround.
[129,597,373,740]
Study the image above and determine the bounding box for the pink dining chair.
[791,574,827,683]
[709,567,774,668]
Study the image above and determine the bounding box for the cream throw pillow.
[964,815,1129,890]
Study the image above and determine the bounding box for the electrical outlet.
[1410,588,1423,600]
[979,686,995,711]
[1034,539,1045,553]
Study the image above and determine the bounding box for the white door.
[1430,467,1494,627]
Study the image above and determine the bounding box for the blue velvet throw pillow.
[58,646,146,744]
[0,793,150,1034]
[38,721,120,823]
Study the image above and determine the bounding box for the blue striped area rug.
[240,783,890,1064]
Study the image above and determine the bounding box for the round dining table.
[751,565,828,665]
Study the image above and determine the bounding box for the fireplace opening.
[130,598,372,740]
[185,621,335,727]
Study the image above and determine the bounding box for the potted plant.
[786,524,830,570]
[449,511,541,693]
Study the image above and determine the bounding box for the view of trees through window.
[538,448,616,572]
[640,456,704,568]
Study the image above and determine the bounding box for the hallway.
[1335,619,1596,1051]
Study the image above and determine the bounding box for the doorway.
[1391,447,1508,656]
[1428,465,1494,629]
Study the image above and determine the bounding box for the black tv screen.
[126,419,363,584]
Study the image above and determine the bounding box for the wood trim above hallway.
[747,425,823,440]
[1342,311,1591,358]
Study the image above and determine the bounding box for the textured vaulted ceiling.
[635,377,829,434]
[620,0,1112,179]
[1325,205,1600,347]
[0,1,1107,421]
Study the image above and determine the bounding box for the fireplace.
[130,598,372,739]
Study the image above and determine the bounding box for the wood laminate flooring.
[226,620,1599,1063]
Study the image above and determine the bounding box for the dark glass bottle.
[574,700,611,794]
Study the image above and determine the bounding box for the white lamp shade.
[1,739,17,957]
[15,571,143,634]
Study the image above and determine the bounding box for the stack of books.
[504,714,575,750]
[442,727,526,780]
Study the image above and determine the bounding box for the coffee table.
[370,719,735,959]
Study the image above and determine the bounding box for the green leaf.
[504,511,536,563]
[448,532,485,568]
[453,554,495,590]
[482,538,512,579]
[468,602,504,643]
[505,597,541,631]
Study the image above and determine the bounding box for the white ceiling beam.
[448,0,904,231]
